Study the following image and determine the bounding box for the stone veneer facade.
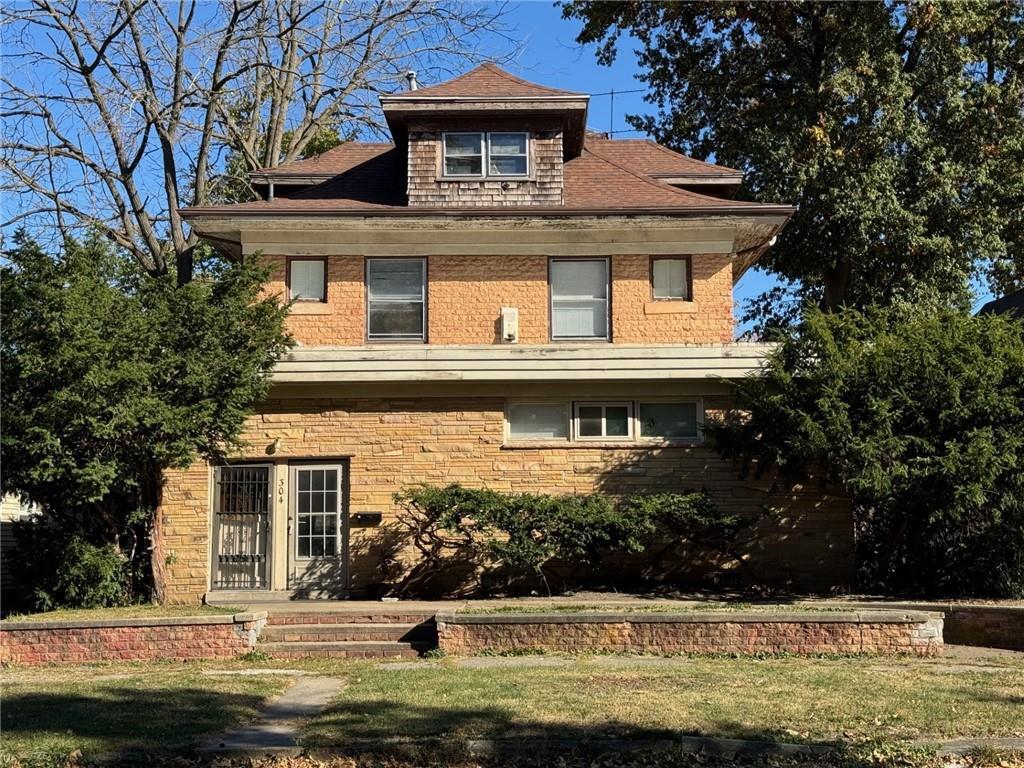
[161,389,853,603]
[271,253,734,346]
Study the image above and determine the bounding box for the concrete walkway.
[197,674,344,756]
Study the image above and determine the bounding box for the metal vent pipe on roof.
[405,70,418,91]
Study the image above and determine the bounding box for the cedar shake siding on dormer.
[406,117,564,207]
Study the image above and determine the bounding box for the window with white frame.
[574,402,632,440]
[507,403,569,440]
[550,259,609,340]
[488,133,528,175]
[443,131,529,177]
[443,133,484,176]
[638,401,700,440]
[366,258,426,341]
[651,257,690,300]
[289,258,326,302]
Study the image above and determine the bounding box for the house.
[168,64,852,602]
[978,288,1024,321]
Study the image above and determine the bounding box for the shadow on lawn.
[303,698,845,759]
[1,686,270,749]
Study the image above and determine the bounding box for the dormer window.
[443,131,529,178]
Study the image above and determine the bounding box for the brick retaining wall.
[0,612,266,666]
[815,602,1023,652]
[435,610,944,657]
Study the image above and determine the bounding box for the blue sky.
[479,1,784,334]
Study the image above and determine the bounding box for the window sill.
[501,439,703,450]
[439,175,533,183]
[290,302,331,315]
[644,301,696,315]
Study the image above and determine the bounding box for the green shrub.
[390,484,745,595]
[9,517,131,612]
[708,305,1024,597]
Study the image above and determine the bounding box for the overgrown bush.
[8,516,131,611]
[620,492,761,582]
[390,484,747,596]
[708,305,1024,598]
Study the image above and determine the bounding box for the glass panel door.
[288,463,347,596]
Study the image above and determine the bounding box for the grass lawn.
[0,662,288,765]
[1,603,241,623]
[1,653,1021,766]
[301,654,1024,746]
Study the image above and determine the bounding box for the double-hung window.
[366,258,426,341]
[443,131,529,177]
[550,258,609,340]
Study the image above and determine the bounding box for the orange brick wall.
[160,390,853,603]
[263,254,734,346]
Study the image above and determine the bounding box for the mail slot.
[350,512,382,526]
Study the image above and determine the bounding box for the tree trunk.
[142,466,168,604]
[176,246,195,287]
[821,258,852,311]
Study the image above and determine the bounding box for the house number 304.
[278,478,285,505]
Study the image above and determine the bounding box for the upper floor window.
[289,258,327,303]
[651,257,691,301]
[366,258,426,341]
[550,258,609,340]
[443,131,529,178]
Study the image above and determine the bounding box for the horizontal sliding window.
[366,258,426,341]
[443,131,529,178]
[638,401,699,439]
[575,402,632,440]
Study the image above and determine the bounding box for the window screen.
[550,259,608,339]
[367,258,426,340]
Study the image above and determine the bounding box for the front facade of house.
[165,65,852,603]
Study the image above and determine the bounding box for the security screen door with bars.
[211,465,270,589]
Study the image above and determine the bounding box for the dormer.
[380,63,589,207]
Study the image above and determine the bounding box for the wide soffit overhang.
[184,210,792,282]
[271,343,776,385]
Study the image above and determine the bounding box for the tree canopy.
[707,306,1024,597]
[0,232,291,600]
[564,1,1024,327]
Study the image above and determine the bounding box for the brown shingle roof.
[252,142,394,177]
[394,62,584,99]
[188,138,777,216]
[583,137,741,177]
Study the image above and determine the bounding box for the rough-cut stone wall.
[262,253,734,346]
[160,393,853,603]
[435,612,944,657]
[0,613,265,665]
[406,118,563,207]
[612,254,733,344]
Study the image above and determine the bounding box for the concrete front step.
[261,623,431,643]
[266,612,436,626]
[259,640,428,658]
